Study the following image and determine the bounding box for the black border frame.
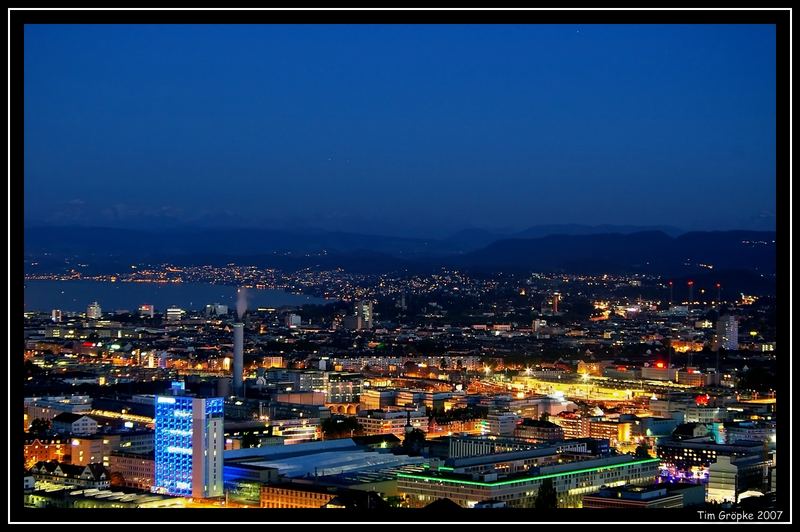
[9,4,791,525]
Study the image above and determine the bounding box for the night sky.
[24,24,776,237]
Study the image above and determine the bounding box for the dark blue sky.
[24,24,776,237]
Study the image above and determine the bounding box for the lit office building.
[715,315,739,351]
[153,395,224,499]
[398,455,659,508]
[86,302,102,320]
[165,307,186,321]
[356,300,374,329]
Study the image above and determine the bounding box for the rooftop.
[398,456,660,487]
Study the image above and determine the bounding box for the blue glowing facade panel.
[153,396,224,497]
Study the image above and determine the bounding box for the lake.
[23,280,331,313]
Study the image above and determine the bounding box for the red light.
[716,283,721,288]
[82,342,93,347]
[655,362,665,369]
[695,394,709,406]
[668,281,673,286]
[688,280,694,286]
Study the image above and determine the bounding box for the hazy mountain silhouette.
[24,226,775,282]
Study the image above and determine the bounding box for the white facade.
[53,415,98,436]
[192,398,224,499]
[706,455,738,503]
[485,412,521,437]
[357,409,428,437]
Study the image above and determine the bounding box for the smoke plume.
[236,287,248,320]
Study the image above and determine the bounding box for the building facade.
[397,456,659,508]
[153,395,224,498]
[109,451,155,490]
[715,315,739,351]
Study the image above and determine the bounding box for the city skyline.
[14,8,787,525]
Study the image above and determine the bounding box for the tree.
[386,496,406,508]
[562,296,595,321]
[110,471,126,487]
[737,366,774,393]
[241,432,261,449]
[534,477,558,509]
[401,428,426,457]
[634,441,651,459]
[28,418,51,438]
[321,415,364,440]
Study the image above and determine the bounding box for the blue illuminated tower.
[153,393,225,498]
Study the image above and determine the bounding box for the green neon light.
[396,458,659,487]
[438,466,454,471]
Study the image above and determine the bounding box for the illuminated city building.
[204,303,228,317]
[706,455,770,504]
[109,451,155,490]
[153,395,224,498]
[356,300,374,329]
[165,307,186,321]
[24,396,93,426]
[86,301,102,320]
[715,315,739,351]
[51,412,99,436]
[357,409,428,437]
[285,313,302,328]
[24,438,69,468]
[582,483,705,509]
[514,418,565,442]
[28,461,110,489]
[397,455,659,508]
[260,483,339,508]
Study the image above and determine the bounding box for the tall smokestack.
[233,322,244,396]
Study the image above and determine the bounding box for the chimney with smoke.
[232,287,247,396]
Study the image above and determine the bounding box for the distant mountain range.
[24,225,776,282]
[453,230,776,275]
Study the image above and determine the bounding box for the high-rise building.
[138,304,155,318]
[86,302,102,320]
[51,309,62,323]
[204,303,228,317]
[356,300,373,329]
[153,395,224,499]
[285,313,302,328]
[166,307,185,321]
[715,315,739,351]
